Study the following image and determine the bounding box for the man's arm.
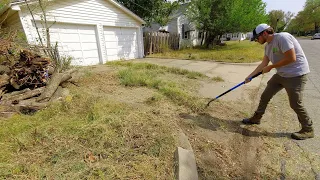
[245,55,270,83]
[263,48,296,73]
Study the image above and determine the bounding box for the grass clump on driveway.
[147,40,264,63]
[108,61,207,112]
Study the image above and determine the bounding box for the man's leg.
[243,74,283,124]
[284,75,314,140]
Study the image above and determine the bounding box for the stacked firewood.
[9,50,52,90]
[0,49,75,118]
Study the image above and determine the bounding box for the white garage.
[0,0,146,66]
[49,23,100,66]
[104,27,138,61]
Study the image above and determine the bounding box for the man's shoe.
[242,112,262,125]
[291,127,314,140]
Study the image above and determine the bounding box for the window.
[198,32,203,39]
[184,31,190,39]
[182,24,185,39]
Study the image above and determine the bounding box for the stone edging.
[174,131,199,180]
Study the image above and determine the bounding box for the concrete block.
[178,131,193,150]
[174,147,198,180]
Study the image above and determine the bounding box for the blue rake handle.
[206,72,262,107]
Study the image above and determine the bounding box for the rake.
[206,71,262,107]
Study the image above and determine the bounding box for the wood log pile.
[0,49,75,118]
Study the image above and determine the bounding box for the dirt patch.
[179,86,320,179]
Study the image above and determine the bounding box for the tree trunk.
[36,69,75,103]
[215,33,223,45]
[201,31,205,46]
[315,22,319,33]
[15,98,48,111]
[1,87,45,103]
[205,32,215,48]
[2,88,30,98]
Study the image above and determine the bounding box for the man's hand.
[262,65,274,74]
[245,76,251,84]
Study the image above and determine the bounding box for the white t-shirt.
[265,32,310,78]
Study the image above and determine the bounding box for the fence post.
[143,32,181,55]
[150,32,153,55]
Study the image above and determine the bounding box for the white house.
[144,3,203,48]
[220,33,248,41]
[246,32,253,40]
[0,0,146,66]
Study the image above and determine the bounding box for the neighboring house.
[246,32,253,40]
[0,0,146,66]
[220,33,248,41]
[144,3,202,48]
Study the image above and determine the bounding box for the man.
[243,23,314,140]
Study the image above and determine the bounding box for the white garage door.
[103,27,138,61]
[49,23,100,66]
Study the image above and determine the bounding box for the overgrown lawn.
[108,61,207,112]
[148,40,265,63]
[0,62,209,179]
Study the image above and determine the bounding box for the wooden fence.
[143,32,180,56]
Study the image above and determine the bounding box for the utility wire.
[125,0,154,14]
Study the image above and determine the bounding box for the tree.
[287,0,320,35]
[227,0,268,33]
[286,13,313,35]
[116,0,182,26]
[186,0,267,47]
[268,10,293,32]
[304,0,320,33]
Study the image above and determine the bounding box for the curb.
[174,147,199,180]
[174,131,199,180]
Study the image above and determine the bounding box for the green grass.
[107,61,204,79]
[147,40,265,63]
[295,36,312,39]
[108,61,206,112]
[212,76,224,82]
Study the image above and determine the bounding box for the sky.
[262,0,306,15]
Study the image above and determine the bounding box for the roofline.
[109,0,146,24]
[0,0,146,24]
[0,0,40,17]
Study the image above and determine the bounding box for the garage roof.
[1,0,145,24]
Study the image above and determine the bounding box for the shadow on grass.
[179,112,291,138]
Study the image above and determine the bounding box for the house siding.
[177,15,200,48]
[15,0,144,64]
[220,33,247,41]
[20,0,141,27]
[167,17,178,33]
